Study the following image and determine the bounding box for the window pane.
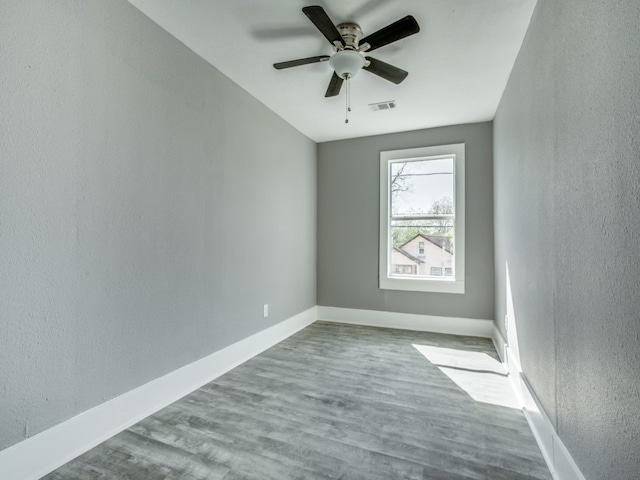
[391,158,454,217]
[390,219,454,279]
[380,143,464,292]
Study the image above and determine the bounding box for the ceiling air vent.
[369,101,396,112]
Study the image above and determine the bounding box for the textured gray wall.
[317,123,494,320]
[0,0,316,451]
[493,1,640,479]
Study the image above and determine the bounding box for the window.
[430,267,443,276]
[379,143,465,294]
[394,265,415,275]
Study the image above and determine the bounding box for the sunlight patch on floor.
[412,344,521,410]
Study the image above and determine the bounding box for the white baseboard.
[317,306,493,338]
[510,363,586,480]
[0,306,317,480]
[491,325,507,362]
[504,344,525,406]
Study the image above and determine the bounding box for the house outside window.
[394,264,415,275]
[379,144,465,294]
[430,267,443,276]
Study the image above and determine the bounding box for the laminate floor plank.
[44,322,551,480]
[206,369,533,448]
[186,380,546,477]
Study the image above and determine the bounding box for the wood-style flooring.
[45,322,551,480]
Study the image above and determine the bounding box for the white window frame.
[379,143,465,294]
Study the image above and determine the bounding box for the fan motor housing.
[336,22,363,50]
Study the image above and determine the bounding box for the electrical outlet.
[263,304,269,318]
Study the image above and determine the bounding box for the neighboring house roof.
[393,247,425,264]
[402,233,453,254]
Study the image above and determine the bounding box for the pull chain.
[345,74,351,124]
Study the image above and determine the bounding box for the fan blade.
[364,57,408,84]
[302,6,345,47]
[273,55,330,69]
[359,15,419,52]
[325,72,344,97]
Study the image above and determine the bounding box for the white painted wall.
[317,122,494,319]
[0,0,316,452]
[494,1,640,478]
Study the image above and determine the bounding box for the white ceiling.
[128,0,537,143]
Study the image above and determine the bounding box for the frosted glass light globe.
[329,50,365,79]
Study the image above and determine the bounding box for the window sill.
[379,277,465,294]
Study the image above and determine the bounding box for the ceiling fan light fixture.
[273,6,420,105]
[329,50,365,79]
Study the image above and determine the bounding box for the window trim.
[379,143,465,294]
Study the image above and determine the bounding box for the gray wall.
[493,1,640,479]
[318,123,494,320]
[0,0,316,451]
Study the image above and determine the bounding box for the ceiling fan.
[273,6,420,98]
